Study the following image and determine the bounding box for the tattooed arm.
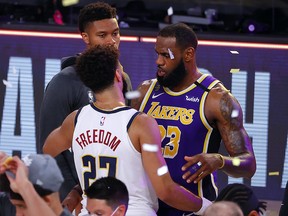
[207,84,256,178]
[182,83,256,183]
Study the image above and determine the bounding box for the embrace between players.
[40,2,256,216]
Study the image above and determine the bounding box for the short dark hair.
[215,183,267,216]
[85,176,129,210]
[78,2,117,33]
[158,23,198,51]
[76,45,119,93]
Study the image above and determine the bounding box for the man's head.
[76,45,120,93]
[78,2,120,49]
[158,23,198,51]
[0,154,64,215]
[215,183,267,216]
[203,201,244,216]
[155,23,198,88]
[85,176,129,216]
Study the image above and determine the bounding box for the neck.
[171,68,202,92]
[94,86,125,110]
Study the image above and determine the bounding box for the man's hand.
[181,153,224,183]
[62,185,82,213]
[0,151,10,173]
[5,156,30,194]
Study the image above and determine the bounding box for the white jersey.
[72,104,158,216]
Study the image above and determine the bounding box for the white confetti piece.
[230,68,240,73]
[142,143,158,152]
[157,165,168,176]
[165,141,173,147]
[230,50,239,54]
[125,91,141,99]
[62,0,79,7]
[268,172,279,176]
[231,110,239,118]
[168,48,174,59]
[232,157,241,166]
[142,80,150,85]
[3,80,13,88]
[167,6,173,16]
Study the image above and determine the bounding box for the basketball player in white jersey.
[43,45,211,216]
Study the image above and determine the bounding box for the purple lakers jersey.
[140,74,222,215]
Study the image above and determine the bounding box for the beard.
[157,59,187,88]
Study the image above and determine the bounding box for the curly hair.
[158,23,198,51]
[76,45,119,93]
[78,2,117,33]
[215,183,267,216]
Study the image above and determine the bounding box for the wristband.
[217,154,225,169]
[194,197,212,215]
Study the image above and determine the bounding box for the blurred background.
[0,0,287,35]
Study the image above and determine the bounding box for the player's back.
[72,104,158,216]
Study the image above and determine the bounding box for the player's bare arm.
[43,111,76,157]
[182,84,256,183]
[210,85,256,178]
[129,113,204,212]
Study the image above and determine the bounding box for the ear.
[248,210,259,216]
[81,32,89,45]
[184,47,195,62]
[117,204,127,216]
[115,69,123,83]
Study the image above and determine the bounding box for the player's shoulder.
[139,78,156,88]
[137,78,156,95]
[209,82,231,97]
[49,65,79,86]
[45,67,82,95]
[61,54,80,70]
[133,111,157,126]
[131,79,156,110]
[206,82,239,112]
[56,54,81,79]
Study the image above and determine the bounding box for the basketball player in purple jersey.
[132,23,256,216]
